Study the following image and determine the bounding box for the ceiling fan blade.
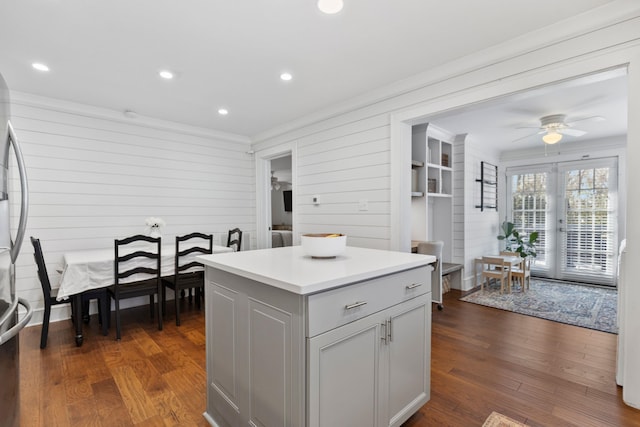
[566,115,605,126]
[512,131,541,142]
[559,128,587,137]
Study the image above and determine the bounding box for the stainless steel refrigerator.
[0,72,32,427]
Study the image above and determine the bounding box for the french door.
[506,158,618,286]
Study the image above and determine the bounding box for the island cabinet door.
[206,282,243,427]
[307,292,431,427]
[307,309,387,427]
[382,293,431,427]
[205,275,305,427]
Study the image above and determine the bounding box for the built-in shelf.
[410,123,455,309]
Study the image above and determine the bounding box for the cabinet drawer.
[306,266,430,337]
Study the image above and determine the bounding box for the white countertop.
[197,246,435,295]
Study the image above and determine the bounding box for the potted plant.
[497,220,539,258]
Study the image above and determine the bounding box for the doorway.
[255,144,296,249]
[270,155,293,248]
[506,157,619,286]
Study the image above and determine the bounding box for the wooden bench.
[441,262,463,292]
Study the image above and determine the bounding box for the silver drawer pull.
[405,283,422,290]
[345,301,367,310]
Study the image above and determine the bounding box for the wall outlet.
[358,199,369,211]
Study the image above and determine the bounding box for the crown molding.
[10,90,251,144]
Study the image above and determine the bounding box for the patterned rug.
[482,411,526,427]
[460,279,618,334]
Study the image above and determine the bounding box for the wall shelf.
[475,161,497,211]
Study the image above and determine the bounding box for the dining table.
[58,241,233,346]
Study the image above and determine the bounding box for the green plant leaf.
[496,221,538,258]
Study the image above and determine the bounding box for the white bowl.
[301,233,347,258]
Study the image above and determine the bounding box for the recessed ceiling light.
[159,70,174,79]
[32,62,50,72]
[218,108,228,116]
[317,0,343,14]
[280,72,293,81]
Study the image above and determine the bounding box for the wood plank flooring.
[19,291,640,426]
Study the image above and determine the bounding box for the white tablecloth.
[57,243,233,300]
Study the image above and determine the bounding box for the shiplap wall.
[460,139,501,290]
[9,94,254,324]
[452,136,465,266]
[294,116,391,249]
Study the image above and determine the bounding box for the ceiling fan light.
[542,131,562,144]
[318,0,343,14]
[271,172,281,191]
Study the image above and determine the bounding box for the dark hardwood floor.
[19,291,640,426]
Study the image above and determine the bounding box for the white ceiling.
[0,0,625,148]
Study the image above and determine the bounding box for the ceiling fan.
[515,114,605,144]
[271,171,283,191]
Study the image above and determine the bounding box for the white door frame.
[254,143,297,249]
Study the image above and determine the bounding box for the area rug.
[482,411,526,427]
[460,279,618,334]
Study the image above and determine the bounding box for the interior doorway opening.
[269,155,293,248]
[254,143,296,250]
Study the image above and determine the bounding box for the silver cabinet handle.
[387,318,392,342]
[381,322,387,344]
[405,283,422,290]
[345,301,367,310]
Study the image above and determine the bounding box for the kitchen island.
[197,246,434,427]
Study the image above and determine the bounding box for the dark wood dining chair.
[108,234,162,340]
[31,237,108,348]
[162,232,213,326]
[227,228,243,251]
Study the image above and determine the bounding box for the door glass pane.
[509,172,548,269]
[565,170,579,190]
[561,164,616,285]
[595,168,609,188]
